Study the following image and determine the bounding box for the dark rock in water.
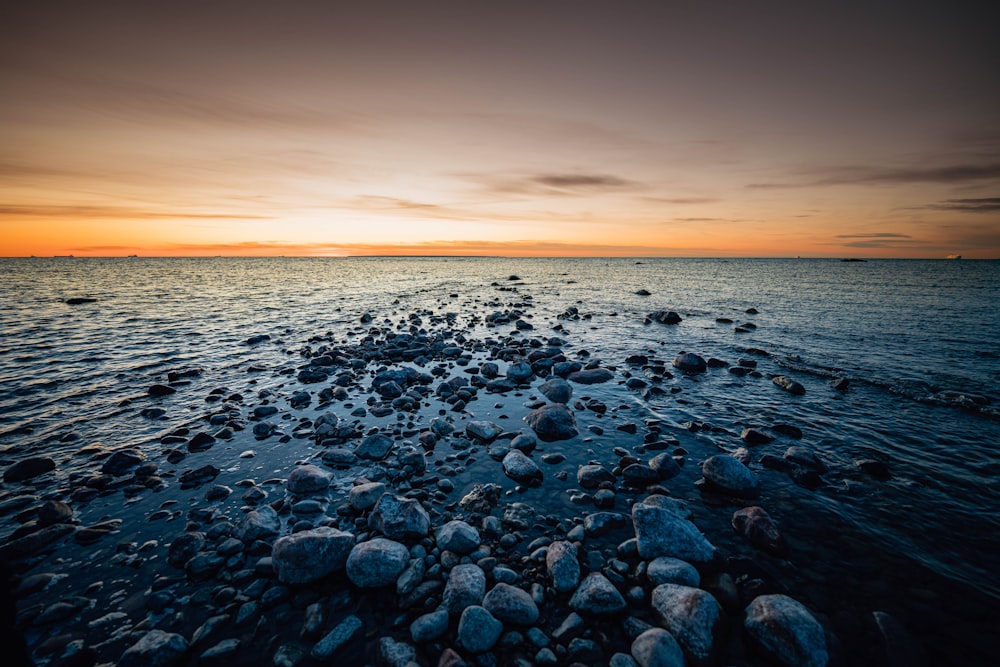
[772,375,806,395]
[502,450,543,485]
[507,361,534,384]
[297,369,328,384]
[457,605,502,653]
[178,464,219,487]
[636,289,652,296]
[345,538,409,588]
[539,377,573,404]
[286,464,331,494]
[437,520,481,555]
[784,446,826,472]
[442,563,487,614]
[272,527,354,584]
[649,453,681,480]
[632,502,716,564]
[4,456,56,482]
[744,594,830,667]
[546,540,580,593]
[466,420,503,443]
[649,311,682,325]
[245,334,271,345]
[651,583,725,666]
[356,433,394,460]
[701,455,760,498]
[577,464,614,489]
[38,499,73,525]
[872,610,928,667]
[510,432,538,454]
[148,384,176,397]
[584,511,627,536]
[631,628,684,667]
[483,582,540,625]
[569,572,626,615]
[856,458,891,480]
[187,431,216,452]
[458,484,502,514]
[741,427,774,446]
[622,463,659,488]
[672,352,706,373]
[508,274,521,281]
[369,494,430,540]
[746,307,759,314]
[235,506,280,542]
[772,423,803,439]
[568,368,615,384]
[168,531,205,568]
[360,312,373,323]
[732,506,788,556]
[524,403,578,441]
[65,297,98,305]
[831,377,850,392]
[119,629,189,667]
[0,523,75,561]
[100,449,146,476]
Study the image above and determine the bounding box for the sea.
[1,256,998,664]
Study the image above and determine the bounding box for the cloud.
[923,197,1000,213]
[834,233,912,239]
[747,163,1000,189]
[467,171,644,197]
[0,204,270,220]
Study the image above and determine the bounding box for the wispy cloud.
[0,204,270,220]
[467,171,644,197]
[922,197,1000,213]
[747,163,1000,189]
[834,233,912,239]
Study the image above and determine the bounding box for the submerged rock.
[701,455,760,498]
[672,352,706,373]
[773,375,806,395]
[502,449,543,485]
[4,456,57,482]
[744,594,829,667]
[732,506,788,556]
[649,311,682,325]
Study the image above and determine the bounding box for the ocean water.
[1,256,998,663]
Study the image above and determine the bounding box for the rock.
[872,610,927,667]
[539,377,573,404]
[524,403,578,441]
[37,500,73,525]
[4,456,57,482]
[636,289,652,296]
[410,609,450,643]
[569,573,626,615]
[482,582,540,625]
[507,361,534,384]
[622,464,659,488]
[369,494,430,540]
[345,538,409,588]
[467,421,503,443]
[584,512,627,536]
[732,506,788,556]
[701,455,760,498]
[437,520,481,555]
[632,502,716,564]
[356,433,394,460]
[458,483,502,514]
[773,375,806,395]
[577,464,615,489]
[857,458,891,481]
[649,453,681,480]
[100,449,145,476]
[741,427,775,445]
[649,311,682,324]
[568,368,615,384]
[65,297,98,305]
[167,532,206,568]
[631,628,684,667]
[200,638,239,662]
[441,563,487,614]
[457,605,503,653]
[148,384,176,397]
[744,594,829,667]
[646,557,700,588]
[546,540,580,593]
[510,432,538,453]
[187,432,215,452]
[348,482,387,511]
[0,524,75,561]
[272,527,354,584]
[119,629,189,667]
[378,637,417,667]
[235,506,280,542]
[651,584,724,665]
[286,464,331,495]
[502,450,543,486]
[310,615,362,660]
[672,352,706,373]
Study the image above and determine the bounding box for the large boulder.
[524,403,578,441]
[652,584,725,666]
[4,456,57,482]
[502,450,543,485]
[271,527,354,584]
[286,464,331,495]
[701,455,760,498]
[345,538,409,588]
[436,520,481,555]
[369,494,430,540]
[632,502,716,564]
[482,582,539,625]
[744,594,829,667]
[441,563,487,614]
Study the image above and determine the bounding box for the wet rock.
[178,464,219,487]
[310,615,362,660]
[857,458,891,481]
[632,502,716,564]
[167,532,206,568]
[546,540,581,593]
[148,384,176,397]
[458,483,502,514]
[622,464,659,488]
[831,377,850,392]
[701,455,760,498]
[584,511,628,536]
[732,506,788,556]
[651,583,724,666]
[200,638,239,663]
[442,563,487,614]
[569,572,627,615]
[577,464,615,489]
[744,594,829,667]
[646,557,700,588]
[378,637,417,667]
[649,311,682,325]
[369,494,430,540]
[539,377,573,404]
[4,456,57,484]
[510,432,538,453]
[649,453,681,480]
[37,500,73,525]
[741,427,775,446]
[272,527,354,584]
[286,464,331,495]
[119,629,189,667]
[457,605,502,653]
[784,446,826,472]
[524,403,578,441]
[0,523,75,561]
[502,450,543,485]
[410,609,449,643]
[345,538,409,588]
[568,368,615,384]
[483,582,540,625]
[872,610,927,667]
[100,449,145,476]
[467,420,503,443]
[772,375,806,395]
[437,520,481,555]
[672,352,706,373]
[507,361,534,384]
[631,628,684,667]
[235,506,280,542]
[356,433,394,460]
[348,482,387,511]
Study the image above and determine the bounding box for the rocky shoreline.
[0,277,965,666]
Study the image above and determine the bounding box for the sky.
[2,1,998,257]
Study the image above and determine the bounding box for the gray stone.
[649,311,682,325]
[437,520,481,555]
[701,455,760,498]
[744,594,829,667]
[502,449,543,485]
[646,557,700,588]
[649,453,681,480]
[345,538,409,588]
[467,420,504,443]
[410,609,449,643]
[506,361,534,384]
[568,368,615,384]
[577,464,615,489]
[569,572,626,615]
[457,606,502,653]
[441,563,487,614]
[539,377,573,403]
[482,582,539,625]
[348,482,386,511]
[119,629,189,667]
[546,540,580,593]
[378,637,417,667]
[356,433,394,460]
[310,615,362,660]
[631,628,684,667]
[271,527,354,584]
[235,505,280,542]
[672,352,706,373]
[286,464,330,495]
[524,403,578,441]
[651,584,724,665]
[732,506,788,556]
[369,494,430,540]
[99,450,143,477]
[773,375,806,395]
[632,502,716,564]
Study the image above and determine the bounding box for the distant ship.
[946,254,962,260]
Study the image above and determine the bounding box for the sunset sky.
[2,1,998,257]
